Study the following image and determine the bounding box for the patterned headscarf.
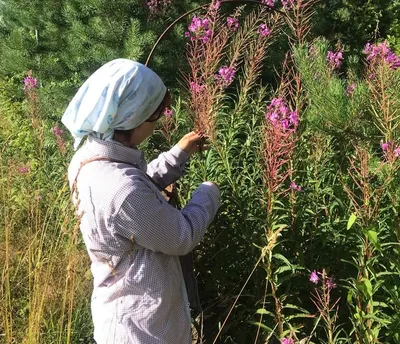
[62,59,167,150]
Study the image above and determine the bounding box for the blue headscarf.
[62,59,167,150]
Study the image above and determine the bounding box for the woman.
[62,59,220,344]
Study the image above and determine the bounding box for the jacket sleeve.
[114,180,220,256]
[146,145,190,189]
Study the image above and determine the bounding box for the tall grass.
[0,79,93,343]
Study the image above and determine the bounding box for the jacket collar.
[84,136,148,171]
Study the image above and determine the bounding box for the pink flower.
[51,125,64,137]
[163,108,174,117]
[290,181,302,192]
[35,195,42,201]
[190,81,206,93]
[262,0,275,7]
[23,76,38,91]
[18,166,29,174]
[266,98,299,132]
[216,66,236,86]
[381,142,390,151]
[258,24,271,37]
[346,83,357,96]
[394,146,400,157]
[364,41,400,70]
[327,50,343,69]
[310,270,319,284]
[210,0,221,11]
[146,0,172,12]
[281,338,295,344]
[281,0,294,10]
[326,277,337,290]
[289,111,299,127]
[227,17,239,30]
[187,16,213,43]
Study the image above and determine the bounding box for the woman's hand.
[177,131,209,156]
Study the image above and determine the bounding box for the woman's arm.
[114,180,220,256]
[146,145,190,189]
[146,132,204,189]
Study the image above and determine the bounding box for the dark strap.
[72,156,174,199]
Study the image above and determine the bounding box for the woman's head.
[113,90,171,147]
[61,59,167,150]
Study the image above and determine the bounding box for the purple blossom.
[266,98,299,132]
[327,50,343,69]
[146,0,171,12]
[258,24,271,37]
[310,270,319,284]
[216,66,236,86]
[163,108,174,117]
[262,0,275,7]
[210,0,221,11]
[18,166,29,174]
[24,76,38,91]
[281,0,294,10]
[290,181,302,192]
[381,142,390,151]
[51,125,64,137]
[346,83,357,96]
[187,16,213,43]
[281,338,295,344]
[326,277,337,290]
[289,111,299,127]
[394,146,400,158]
[190,81,206,93]
[364,42,400,70]
[227,17,239,30]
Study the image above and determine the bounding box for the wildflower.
[381,142,390,151]
[187,16,213,43]
[210,0,221,11]
[216,66,236,86]
[281,338,295,344]
[310,270,319,284]
[327,50,343,69]
[385,51,400,70]
[190,81,206,93]
[289,111,299,127]
[146,0,172,12]
[394,146,400,158]
[18,166,29,174]
[262,0,275,7]
[163,108,174,117]
[227,17,239,30]
[24,76,38,91]
[35,195,42,201]
[281,0,294,10]
[258,24,271,37]
[290,181,302,192]
[326,277,337,290]
[51,125,64,137]
[346,83,357,96]
[266,98,299,132]
[364,41,400,70]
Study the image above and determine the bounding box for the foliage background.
[1,0,400,343]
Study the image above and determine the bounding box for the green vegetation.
[1,0,400,343]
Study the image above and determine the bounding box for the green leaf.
[347,213,357,230]
[356,278,373,298]
[256,309,274,317]
[366,230,378,246]
[247,321,273,332]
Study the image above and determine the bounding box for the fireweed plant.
[0,74,93,343]
[3,1,400,344]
